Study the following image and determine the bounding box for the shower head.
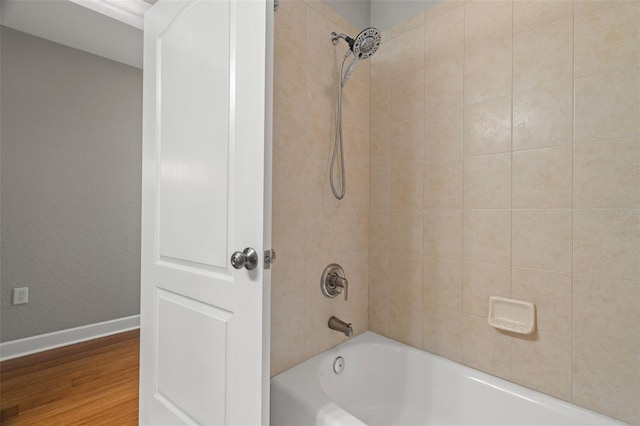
[350,27,381,59]
[331,27,381,60]
[332,27,381,86]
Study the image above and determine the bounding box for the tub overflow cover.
[333,356,345,374]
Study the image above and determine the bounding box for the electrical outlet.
[13,287,29,305]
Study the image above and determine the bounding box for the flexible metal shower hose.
[330,50,352,200]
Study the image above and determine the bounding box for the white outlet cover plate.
[13,287,29,305]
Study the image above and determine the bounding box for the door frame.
[70,0,150,30]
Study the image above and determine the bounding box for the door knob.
[231,247,258,270]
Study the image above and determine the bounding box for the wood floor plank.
[0,330,139,425]
[5,378,137,425]
[1,331,139,378]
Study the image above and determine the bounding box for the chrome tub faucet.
[328,316,353,337]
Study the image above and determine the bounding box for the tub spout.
[328,316,353,337]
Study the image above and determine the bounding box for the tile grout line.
[420,19,426,352]
[570,0,576,403]
[460,1,467,366]
[509,0,514,381]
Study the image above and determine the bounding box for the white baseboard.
[0,315,140,362]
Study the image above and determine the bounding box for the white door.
[139,0,271,425]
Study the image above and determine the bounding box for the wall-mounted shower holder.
[321,264,348,301]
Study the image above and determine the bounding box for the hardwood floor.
[1,330,139,425]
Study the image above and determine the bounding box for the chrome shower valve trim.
[321,264,349,301]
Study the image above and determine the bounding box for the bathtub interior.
[273,332,627,426]
[319,343,408,407]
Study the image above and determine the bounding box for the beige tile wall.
[271,0,370,376]
[369,1,640,424]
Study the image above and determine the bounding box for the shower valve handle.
[329,274,349,301]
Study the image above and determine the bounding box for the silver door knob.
[231,247,258,270]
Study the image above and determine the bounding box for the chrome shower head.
[331,27,381,86]
[351,27,381,59]
[331,27,381,59]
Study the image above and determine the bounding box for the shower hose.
[330,50,353,200]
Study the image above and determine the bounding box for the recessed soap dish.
[488,296,536,334]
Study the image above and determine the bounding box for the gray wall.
[323,0,370,29]
[323,0,440,31]
[0,27,142,342]
[370,0,439,31]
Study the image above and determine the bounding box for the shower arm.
[331,32,354,47]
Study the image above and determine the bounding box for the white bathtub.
[271,332,625,426]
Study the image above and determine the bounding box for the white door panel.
[157,0,229,268]
[155,289,231,425]
[139,0,270,424]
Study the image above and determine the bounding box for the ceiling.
[1,0,145,69]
